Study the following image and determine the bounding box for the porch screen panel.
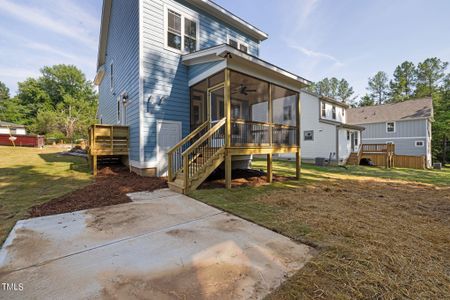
[230,71,269,145]
[190,79,207,130]
[271,85,298,146]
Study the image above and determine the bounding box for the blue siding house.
[95,0,310,191]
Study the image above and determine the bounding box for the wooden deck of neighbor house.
[88,124,130,175]
[167,69,302,194]
[347,143,426,169]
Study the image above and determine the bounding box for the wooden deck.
[88,124,129,175]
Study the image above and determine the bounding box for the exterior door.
[351,132,356,152]
[208,84,224,123]
[157,120,182,176]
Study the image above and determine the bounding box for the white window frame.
[415,140,424,147]
[227,35,249,53]
[332,105,336,120]
[304,130,314,141]
[163,4,199,55]
[386,121,396,133]
[321,101,326,118]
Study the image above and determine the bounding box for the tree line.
[0,65,98,141]
[308,57,450,163]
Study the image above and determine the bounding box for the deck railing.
[362,143,395,154]
[230,120,297,147]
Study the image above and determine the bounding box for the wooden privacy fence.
[88,124,129,175]
[394,154,426,169]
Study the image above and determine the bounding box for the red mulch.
[29,165,167,218]
[199,168,293,189]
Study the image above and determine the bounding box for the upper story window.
[342,108,345,117]
[332,105,336,120]
[228,36,249,54]
[386,122,395,133]
[166,7,198,53]
[321,102,326,118]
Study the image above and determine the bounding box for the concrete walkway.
[0,189,314,299]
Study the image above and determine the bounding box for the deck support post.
[267,153,273,183]
[93,155,97,176]
[225,152,232,189]
[296,150,301,179]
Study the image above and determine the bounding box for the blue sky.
[1,0,450,98]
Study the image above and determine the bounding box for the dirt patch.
[1,228,51,273]
[99,262,257,300]
[166,229,196,238]
[213,217,243,233]
[200,168,293,189]
[28,165,167,218]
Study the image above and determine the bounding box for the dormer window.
[166,7,198,53]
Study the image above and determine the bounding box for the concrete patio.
[0,189,314,299]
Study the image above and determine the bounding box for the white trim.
[163,3,200,55]
[185,0,268,41]
[386,121,396,133]
[139,0,144,164]
[363,136,427,140]
[130,160,158,169]
[415,140,425,147]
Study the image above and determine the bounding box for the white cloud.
[0,0,97,49]
[289,44,344,67]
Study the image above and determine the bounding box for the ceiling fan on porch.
[232,84,257,96]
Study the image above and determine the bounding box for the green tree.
[431,74,450,163]
[367,71,389,104]
[14,64,98,138]
[308,77,355,103]
[358,94,375,107]
[0,97,27,124]
[415,58,448,97]
[0,81,10,102]
[389,61,417,102]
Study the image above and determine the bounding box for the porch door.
[208,84,225,123]
[351,132,356,152]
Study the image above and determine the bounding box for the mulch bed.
[200,168,294,189]
[29,165,167,218]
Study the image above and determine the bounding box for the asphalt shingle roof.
[347,98,433,124]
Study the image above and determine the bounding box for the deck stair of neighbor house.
[167,118,226,194]
[346,144,395,167]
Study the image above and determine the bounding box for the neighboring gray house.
[347,98,433,167]
[0,121,26,135]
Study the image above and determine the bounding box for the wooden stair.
[346,152,360,165]
[167,118,226,194]
[168,147,225,194]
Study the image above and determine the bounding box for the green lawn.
[0,146,92,244]
[191,159,450,299]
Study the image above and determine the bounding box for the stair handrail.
[182,118,226,192]
[167,120,209,181]
[182,118,226,157]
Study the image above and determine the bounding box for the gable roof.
[347,98,433,125]
[96,0,268,70]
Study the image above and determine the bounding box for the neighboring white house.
[0,121,26,135]
[279,91,364,164]
[347,98,433,167]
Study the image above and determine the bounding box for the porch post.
[267,153,273,183]
[296,92,301,179]
[268,84,273,146]
[224,69,232,189]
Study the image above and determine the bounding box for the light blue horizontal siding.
[141,0,261,162]
[188,61,223,81]
[98,0,140,161]
[360,119,427,139]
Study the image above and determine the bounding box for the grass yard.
[191,160,450,299]
[0,146,92,244]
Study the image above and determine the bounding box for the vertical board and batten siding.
[98,0,140,161]
[141,0,260,163]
